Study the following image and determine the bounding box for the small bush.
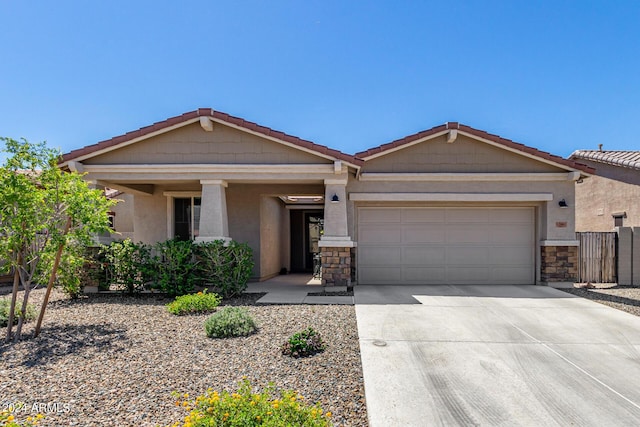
[166,290,221,315]
[204,307,257,338]
[101,239,154,294]
[168,379,332,427]
[0,299,36,327]
[282,327,326,358]
[153,239,199,297]
[196,240,254,298]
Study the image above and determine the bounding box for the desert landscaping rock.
[0,289,367,426]
[563,284,640,317]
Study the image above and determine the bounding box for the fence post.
[617,227,633,285]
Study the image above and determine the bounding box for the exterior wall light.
[558,199,568,208]
[331,194,340,203]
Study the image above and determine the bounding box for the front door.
[290,210,324,272]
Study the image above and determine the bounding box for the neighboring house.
[569,150,640,232]
[60,109,593,287]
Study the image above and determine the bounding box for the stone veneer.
[321,247,352,286]
[540,246,578,282]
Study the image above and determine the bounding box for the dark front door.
[290,210,323,272]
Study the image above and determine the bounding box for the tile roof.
[61,108,363,167]
[356,122,594,174]
[569,150,640,171]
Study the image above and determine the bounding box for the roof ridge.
[357,122,593,174]
[61,108,363,166]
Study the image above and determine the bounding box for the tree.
[0,137,116,342]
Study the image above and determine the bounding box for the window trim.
[164,191,202,240]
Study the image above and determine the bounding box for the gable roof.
[61,108,363,167]
[569,150,640,172]
[356,122,594,174]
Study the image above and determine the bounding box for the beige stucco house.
[60,109,593,287]
[569,150,640,232]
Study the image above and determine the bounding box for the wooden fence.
[576,232,617,283]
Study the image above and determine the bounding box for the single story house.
[569,150,640,231]
[60,109,593,287]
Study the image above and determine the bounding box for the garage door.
[357,207,535,285]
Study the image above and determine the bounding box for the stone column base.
[541,246,578,283]
[321,247,352,286]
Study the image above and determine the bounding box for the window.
[613,212,626,228]
[174,197,201,240]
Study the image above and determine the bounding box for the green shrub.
[152,239,199,297]
[101,239,154,294]
[0,299,36,327]
[169,379,332,427]
[281,327,326,358]
[196,240,254,298]
[166,289,221,315]
[204,307,257,338]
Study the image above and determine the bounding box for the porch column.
[195,179,231,243]
[319,178,354,286]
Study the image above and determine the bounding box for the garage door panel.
[492,208,534,223]
[489,225,534,243]
[403,247,446,265]
[359,247,402,265]
[359,208,401,223]
[358,225,402,244]
[447,227,490,244]
[447,209,490,223]
[403,226,446,244]
[489,247,533,265]
[357,207,534,285]
[403,267,446,283]
[448,267,490,282]
[447,246,490,265]
[402,209,446,223]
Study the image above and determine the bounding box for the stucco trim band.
[540,240,580,246]
[349,193,554,202]
[359,172,579,182]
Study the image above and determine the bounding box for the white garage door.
[357,207,535,285]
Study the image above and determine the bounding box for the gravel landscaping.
[562,284,640,317]
[0,288,367,426]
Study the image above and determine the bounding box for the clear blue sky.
[1,1,639,161]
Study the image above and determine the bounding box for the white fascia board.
[349,193,554,202]
[209,117,362,170]
[359,130,449,161]
[83,163,336,174]
[60,118,201,166]
[359,172,574,182]
[540,240,580,246]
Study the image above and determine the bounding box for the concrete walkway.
[355,284,640,426]
[245,274,353,304]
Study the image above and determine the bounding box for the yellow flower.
[197,292,203,295]
[183,393,189,398]
[7,415,15,422]
[326,412,332,417]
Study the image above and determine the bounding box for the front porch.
[246,274,354,304]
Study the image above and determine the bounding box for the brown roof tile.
[356,122,594,174]
[570,150,640,171]
[62,109,363,166]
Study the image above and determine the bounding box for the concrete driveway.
[355,285,640,426]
